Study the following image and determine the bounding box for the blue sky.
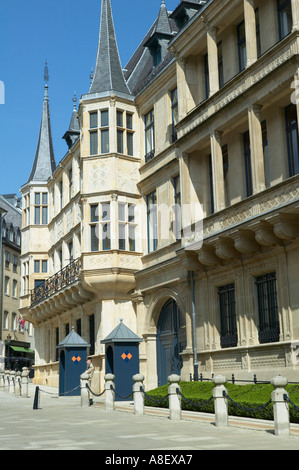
[0,0,179,197]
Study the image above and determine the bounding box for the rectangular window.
[117,110,123,128]
[90,131,98,155]
[256,273,280,344]
[5,251,10,269]
[285,104,299,176]
[34,205,40,225]
[147,191,158,253]
[90,204,99,223]
[89,314,95,356]
[3,311,8,330]
[101,110,109,128]
[126,113,133,130]
[101,129,109,154]
[217,41,224,88]
[278,0,293,39]
[4,277,9,295]
[145,109,155,162]
[12,255,18,272]
[34,260,40,273]
[243,130,253,197]
[208,155,215,215]
[12,280,17,298]
[255,8,261,58]
[118,203,136,251]
[117,130,124,154]
[127,132,133,156]
[34,192,48,225]
[262,121,271,188]
[218,283,238,348]
[102,203,111,250]
[68,168,73,201]
[90,205,99,251]
[204,53,209,99]
[237,20,247,72]
[173,175,181,240]
[90,225,99,252]
[42,260,48,273]
[90,112,98,129]
[171,88,178,143]
[222,144,229,207]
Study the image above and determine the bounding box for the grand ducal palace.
[19,0,299,391]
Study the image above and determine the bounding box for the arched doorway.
[156,299,186,386]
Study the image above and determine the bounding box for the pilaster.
[248,104,266,194]
[210,130,226,211]
[243,0,258,66]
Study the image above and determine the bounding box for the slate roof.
[27,85,56,183]
[101,320,143,344]
[124,5,179,96]
[57,327,90,348]
[0,195,21,230]
[89,0,131,97]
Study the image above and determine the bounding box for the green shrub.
[143,381,299,423]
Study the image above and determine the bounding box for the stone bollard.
[21,368,29,398]
[9,370,16,394]
[80,372,91,408]
[5,370,9,389]
[133,374,145,416]
[104,374,115,412]
[168,374,181,421]
[271,375,290,436]
[15,371,22,397]
[213,375,228,427]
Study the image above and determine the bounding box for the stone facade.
[20,0,299,391]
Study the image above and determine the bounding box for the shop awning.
[10,346,34,354]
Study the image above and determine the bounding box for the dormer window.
[152,43,162,67]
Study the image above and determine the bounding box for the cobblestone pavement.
[0,384,299,452]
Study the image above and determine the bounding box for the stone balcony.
[28,258,94,323]
[180,175,299,269]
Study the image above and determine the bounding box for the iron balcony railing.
[31,258,81,307]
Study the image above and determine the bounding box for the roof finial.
[44,60,49,86]
[72,91,77,109]
[90,67,94,86]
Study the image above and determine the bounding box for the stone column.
[80,372,91,407]
[104,373,115,412]
[271,376,290,436]
[21,367,29,398]
[133,374,145,416]
[168,374,181,421]
[243,0,257,66]
[213,375,228,427]
[207,26,219,96]
[210,130,226,211]
[248,104,266,194]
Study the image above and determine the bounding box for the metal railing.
[31,258,81,307]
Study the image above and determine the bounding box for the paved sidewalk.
[0,384,299,451]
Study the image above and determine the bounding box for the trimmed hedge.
[144,382,299,423]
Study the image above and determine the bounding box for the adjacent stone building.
[0,194,34,370]
[20,0,299,390]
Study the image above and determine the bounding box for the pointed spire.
[27,62,56,183]
[89,0,131,97]
[63,92,80,149]
[156,0,172,36]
